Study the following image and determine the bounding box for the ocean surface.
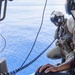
[0,0,71,75]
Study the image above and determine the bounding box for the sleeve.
[67,17,74,33]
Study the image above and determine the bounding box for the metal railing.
[0,0,7,21]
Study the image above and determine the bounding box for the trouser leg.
[46,46,64,59]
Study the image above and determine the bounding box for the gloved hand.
[55,40,62,47]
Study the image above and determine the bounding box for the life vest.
[56,18,74,54]
[61,19,74,53]
[67,17,75,34]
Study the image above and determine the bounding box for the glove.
[55,40,62,47]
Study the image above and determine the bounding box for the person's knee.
[46,51,62,59]
[46,46,63,59]
[46,52,54,59]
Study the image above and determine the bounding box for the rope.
[20,0,48,67]
[2,39,55,75]
[0,0,7,52]
[0,0,56,75]
[0,34,6,53]
[14,39,56,74]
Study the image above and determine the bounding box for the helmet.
[65,0,75,15]
[50,11,64,26]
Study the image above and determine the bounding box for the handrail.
[0,0,7,21]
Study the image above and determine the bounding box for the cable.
[14,39,56,74]
[20,0,48,67]
[0,0,56,74]
[0,34,6,53]
[1,39,55,75]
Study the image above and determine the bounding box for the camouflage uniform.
[46,17,74,62]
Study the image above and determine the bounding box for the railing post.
[0,0,7,21]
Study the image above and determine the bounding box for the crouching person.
[46,11,74,64]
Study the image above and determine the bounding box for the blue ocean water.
[0,0,70,75]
